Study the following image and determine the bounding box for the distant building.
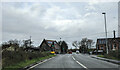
[39,39,61,53]
[96,37,120,53]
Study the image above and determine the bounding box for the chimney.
[113,30,116,38]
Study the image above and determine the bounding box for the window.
[112,44,117,50]
[54,42,56,44]
[114,44,116,49]
[103,40,106,44]
[99,40,101,44]
[48,41,52,44]
[101,46,103,49]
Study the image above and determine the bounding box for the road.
[30,53,119,70]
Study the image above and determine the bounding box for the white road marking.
[72,56,76,60]
[26,57,55,70]
[76,61,88,69]
[72,56,88,69]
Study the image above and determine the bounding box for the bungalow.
[39,39,61,53]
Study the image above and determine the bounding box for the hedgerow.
[2,50,50,68]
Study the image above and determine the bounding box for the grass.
[2,54,56,70]
[97,55,104,58]
[97,55,120,61]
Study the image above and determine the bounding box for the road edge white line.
[26,57,55,70]
[72,56,88,69]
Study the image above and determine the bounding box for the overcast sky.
[1,1,119,49]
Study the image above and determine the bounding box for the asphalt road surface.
[30,53,119,70]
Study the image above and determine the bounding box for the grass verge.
[2,54,56,70]
[97,55,104,58]
[97,55,120,61]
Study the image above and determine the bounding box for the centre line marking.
[72,56,76,60]
[76,61,88,69]
[72,56,88,69]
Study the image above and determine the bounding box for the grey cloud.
[2,2,118,48]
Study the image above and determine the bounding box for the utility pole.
[59,37,62,46]
[102,12,108,54]
[60,38,61,42]
[30,36,32,47]
[60,37,62,53]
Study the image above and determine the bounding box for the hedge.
[104,50,120,60]
[2,50,51,68]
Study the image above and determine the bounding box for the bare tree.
[87,39,95,49]
[79,38,94,53]
[72,41,79,49]
[22,39,33,51]
[2,39,20,51]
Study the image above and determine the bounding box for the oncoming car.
[76,50,79,54]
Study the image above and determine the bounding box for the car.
[69,51,72,54]
[55,52,59,54]
[89,51,92,55]
[76,50,79,54]
[50,51,55,54]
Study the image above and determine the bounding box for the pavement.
[90,55,120,65]
[27,53,119,70]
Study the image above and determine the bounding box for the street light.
[102,12,108,54]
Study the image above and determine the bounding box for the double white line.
[72,56,88,69]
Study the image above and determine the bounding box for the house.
[39,39,61,53]
[59,41,68,54]
[96,37,120,53]
[96,31,120,54]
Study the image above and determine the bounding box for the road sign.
[52,45,54,47]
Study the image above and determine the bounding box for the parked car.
[55,52,59,54]
[76,50,79,54]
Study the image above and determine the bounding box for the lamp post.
[102,12,108,54]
